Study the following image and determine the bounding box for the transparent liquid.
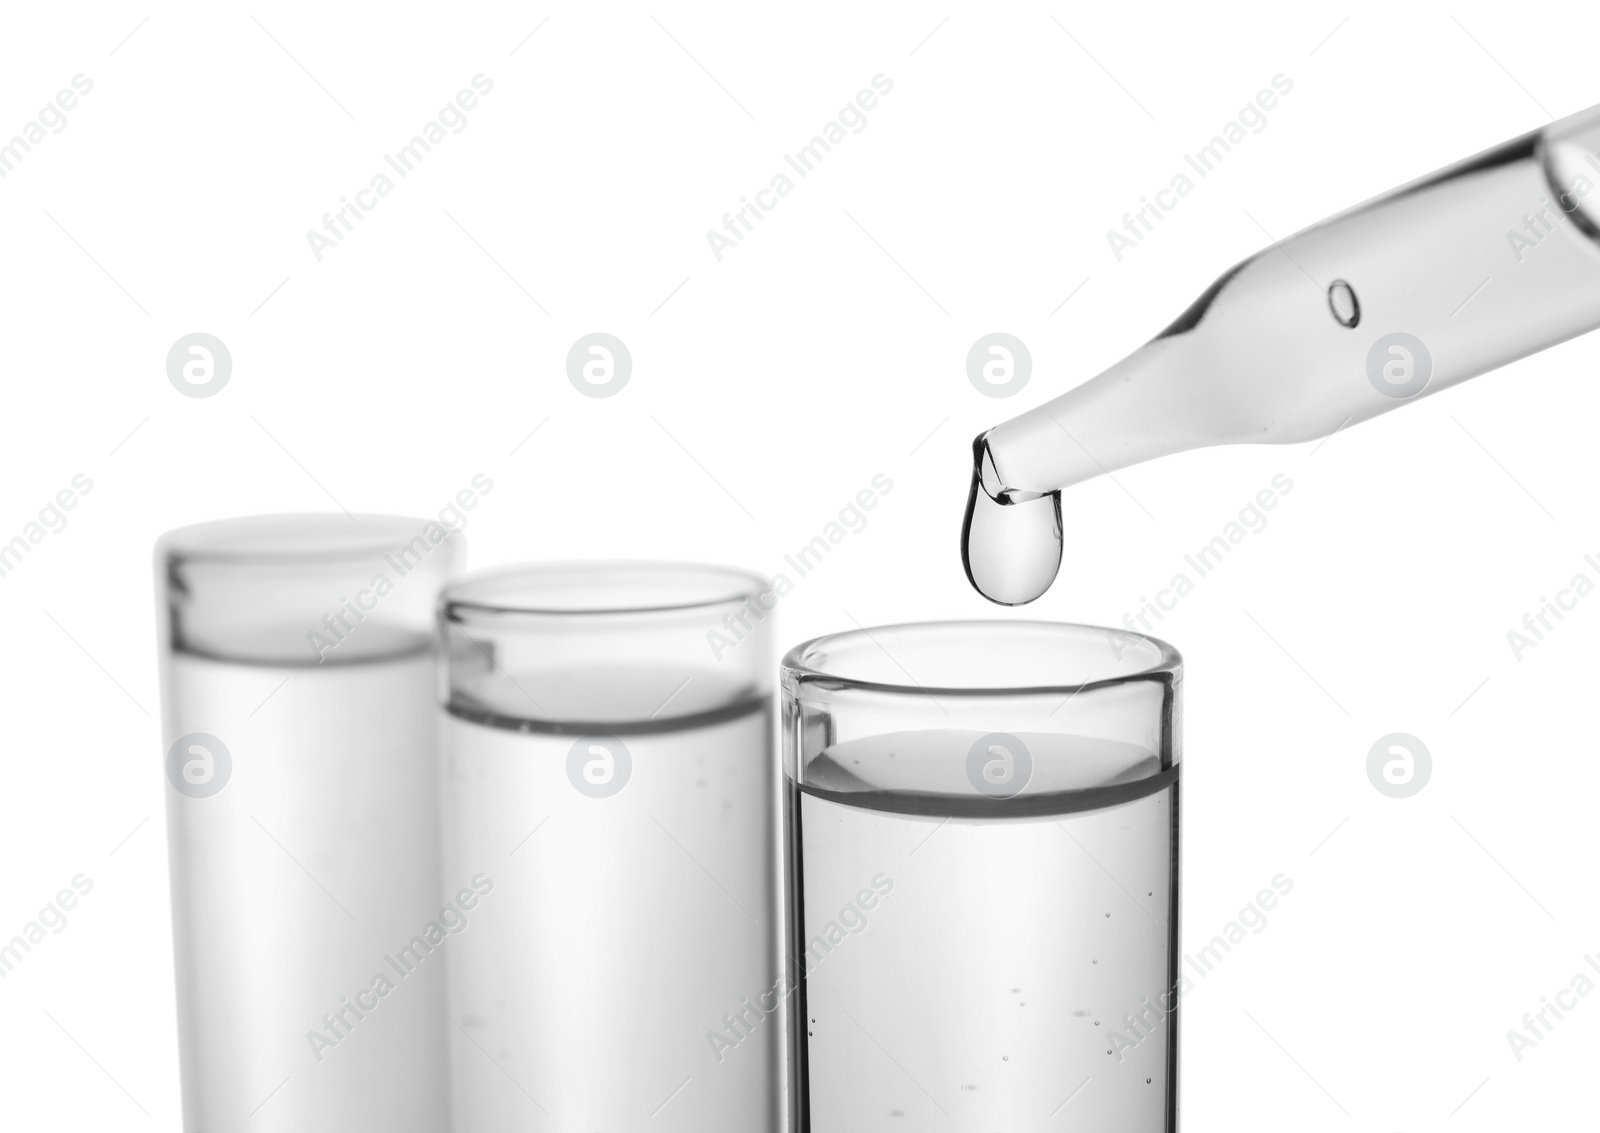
[789,732,1178,1130]
[961,451,1064,607]
[164,645,449,1132]
[441,698,781,1131]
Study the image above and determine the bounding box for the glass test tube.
[155,514,462,1132]
[437,562,781,1132]
[782,621,1182,1131]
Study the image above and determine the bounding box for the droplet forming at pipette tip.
[961,434,1063,606]
[958,106,1600,606]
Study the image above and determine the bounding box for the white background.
[1,0,1597,1128]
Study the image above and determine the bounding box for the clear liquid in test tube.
[783,621,1182,1131]
[156,514,462,1132]
[437,562,782,1132]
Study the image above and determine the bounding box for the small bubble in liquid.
[1146,1078,1153,1084]
[1327,279,1361,328]
[1002,1055,1009,1061]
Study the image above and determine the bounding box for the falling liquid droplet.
[961,435,1062,606]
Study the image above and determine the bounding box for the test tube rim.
[157,512,440,566]
[782,619,1181,699]
[439,559,770,621]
